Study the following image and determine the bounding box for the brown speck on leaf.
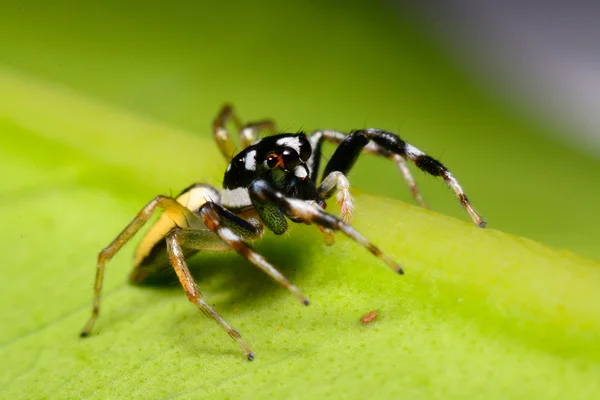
[275,326,281,331]
[360,310,377,325]
[233,308,239,313]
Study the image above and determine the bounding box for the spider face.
[81,104,485,361]
[222,133,316,209]
[224,133,311,185]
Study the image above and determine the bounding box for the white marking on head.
[276,137,301,153]
[226,163,231,172]
[294,165,308,179]
[405,144,425,158]
[221,187,252,208]
[245,150,257,171]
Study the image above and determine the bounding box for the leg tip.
[477,221,487,228]
[247,352,255,361]
[303,298,310,306]
[80,331,89,338]
[397,267,405,275]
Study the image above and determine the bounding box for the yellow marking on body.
[134,186,214,267]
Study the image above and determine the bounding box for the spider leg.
[318,171,354,224]
[304,200,335,245]
[394,155,428,208]
[213,104,243,160]
[80,195,204,337]
[318,129,485,227]
[316,225,335,245]
[213,104,277,159]
[239,120,277,148]
[249,180,404,274]
[165,231,254,360]
[198,202,310,305]
[307,130,426,207]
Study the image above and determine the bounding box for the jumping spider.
[80,104,485,360]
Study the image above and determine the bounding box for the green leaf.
[1,67,599,399]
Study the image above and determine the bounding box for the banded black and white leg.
[307,130,428,208]
[195,201,310,306]
[165,205,308,360]
[310,129,485,227]
[213,104,277,159]
[249,179,404,274]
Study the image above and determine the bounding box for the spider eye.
[233,156,245,168]
[299,142,311,161]
[281,148,300,169]
[266,154,279,168]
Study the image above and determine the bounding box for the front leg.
[249,180,404,274]
[307,130,427,208]
[197,202,309,305]
[318,171,354,224]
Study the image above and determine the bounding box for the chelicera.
[80,104,485,360]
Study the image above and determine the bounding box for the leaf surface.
[1,68,599,399]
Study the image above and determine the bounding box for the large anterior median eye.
[281,148,300,170]
[266,154,279,168]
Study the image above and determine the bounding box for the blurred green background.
[1,0,599,258]
[1,1,599,398]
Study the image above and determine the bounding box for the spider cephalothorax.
[222,133,320,210]
[81,104,485,360]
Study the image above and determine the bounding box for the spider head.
[223,133,313,190]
